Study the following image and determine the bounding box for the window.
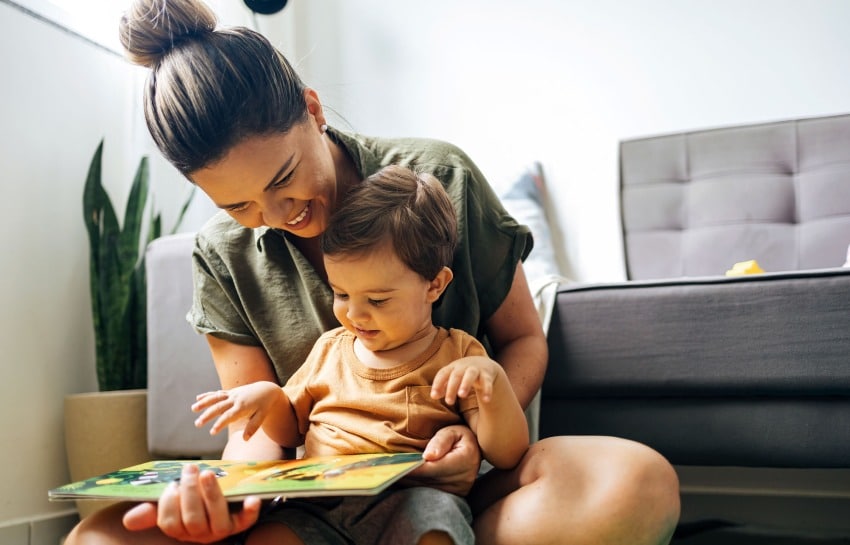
[6,0,124,53]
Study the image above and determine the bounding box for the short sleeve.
[428,147,534,344]
[187,229,261,346]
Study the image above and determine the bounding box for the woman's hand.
[122,463,261,543]
[405,424,481,496]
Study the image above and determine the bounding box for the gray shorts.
[249,486,474,545]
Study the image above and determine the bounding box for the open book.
[49,452,423,502]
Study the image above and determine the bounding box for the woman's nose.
[260,198,290,228]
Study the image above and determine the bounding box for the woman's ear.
[304,88,326,130]
[426,267,454,303]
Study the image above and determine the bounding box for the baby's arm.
[431,356,529,469]
[192,381,301,447]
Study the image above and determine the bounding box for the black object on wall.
[243,0,288,15]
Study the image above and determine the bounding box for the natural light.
[9,0,125,51]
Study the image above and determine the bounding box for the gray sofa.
[146,113,850,538]
[539,113,850,538]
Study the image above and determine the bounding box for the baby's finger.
[195,391,218,402]
[457,367,481,399]
[442,369,466,405]
[241,411,265,441]
[430,366,451,399]
[209,403,250,435]
[475,371,494,403]
[191,390,229,412]
[193,403,228,429]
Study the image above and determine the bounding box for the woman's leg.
[64,503,190,545]
[469,435,680,545]
[245,522,305,545]
[417,531,454,545]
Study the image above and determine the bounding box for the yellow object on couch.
[725,260,765,276]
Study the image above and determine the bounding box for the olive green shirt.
[188,129,532,384]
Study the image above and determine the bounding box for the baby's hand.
[191,381,282,439]
[431,355,502,405]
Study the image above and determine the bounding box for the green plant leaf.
[84,143,196,391]
[171,185,197,235]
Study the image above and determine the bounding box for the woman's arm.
[486,261,549,409]
[205,335,287,460]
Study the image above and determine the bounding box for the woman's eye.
[272,172,294,188]
[226,203,250,213]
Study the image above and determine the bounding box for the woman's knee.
[525,436,680,528]
[529,436,680,543]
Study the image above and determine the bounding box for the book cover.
[49,452,424,502]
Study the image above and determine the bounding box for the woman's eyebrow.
[262,155,295,192]
[216,155,295,210]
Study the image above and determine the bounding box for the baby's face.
[324,244,437,354]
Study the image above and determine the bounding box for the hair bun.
[119,0,217,68]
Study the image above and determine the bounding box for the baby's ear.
[426,267,454,303]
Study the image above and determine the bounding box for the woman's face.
[190,120,338,238]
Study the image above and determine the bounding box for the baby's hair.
[119,0,306,175]
[323,165,458,281]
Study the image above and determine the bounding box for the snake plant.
[83,140,193,391]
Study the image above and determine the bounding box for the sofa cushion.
[621,114,850,279]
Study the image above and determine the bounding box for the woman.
[66,0,680,543]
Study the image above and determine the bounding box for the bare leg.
[469,436,680,545]
[245,522,304,545]
[417,530,454,545]
[64,502,208,545]
[64,501,261,545]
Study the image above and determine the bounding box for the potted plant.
[64,140,194,517]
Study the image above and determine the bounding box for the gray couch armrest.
[539,268,850,467]
[146,233,226,458]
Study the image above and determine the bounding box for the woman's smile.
[287,203,310,228]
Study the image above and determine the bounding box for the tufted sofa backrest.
[620,114,850,280]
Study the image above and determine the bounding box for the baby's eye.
[369,298,388,307]
[333,292,349,301]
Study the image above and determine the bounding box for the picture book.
[49,452,424,502]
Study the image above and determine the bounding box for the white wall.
[3,0,850,533]
[0,0,204,528]
[0,0,292,531]
[297,0,850,282]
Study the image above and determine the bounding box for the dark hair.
[119,0,307,175]
[322,165,458,281]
